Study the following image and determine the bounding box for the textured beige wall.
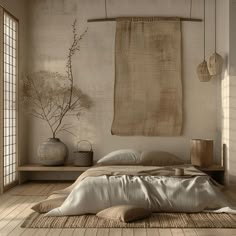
[24,0,222,173]
[228,75,236,184]
[217,0,236,185]
[217,0,229,183]
[228,0,236,184]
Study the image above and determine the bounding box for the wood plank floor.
[0,183,236,236]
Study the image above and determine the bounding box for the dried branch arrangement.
[22,20,92,138]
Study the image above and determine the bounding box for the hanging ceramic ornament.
[197,0,211,82]
[207,0,224,76]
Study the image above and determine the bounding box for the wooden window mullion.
[0,7,4,194]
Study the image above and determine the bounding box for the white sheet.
[46,175,236,216]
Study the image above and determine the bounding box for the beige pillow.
[96,205,151,223]
[140,151,184,166]
[31,194,66,213]
[97,149,141,166]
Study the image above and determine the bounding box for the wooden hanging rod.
[88,17,202,23]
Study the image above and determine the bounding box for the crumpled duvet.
[45,165,236,216]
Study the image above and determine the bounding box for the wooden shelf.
[197,165,224,172]
[17,164,91,172]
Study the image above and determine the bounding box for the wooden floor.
[0,183,236,236]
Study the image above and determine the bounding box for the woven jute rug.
[21,212,236,228]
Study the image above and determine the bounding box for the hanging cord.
[203,0,205,59]
[105,0,108,18]
[214,0,216,53]
[190,0,193,18]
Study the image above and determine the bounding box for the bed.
[32,150,236,217]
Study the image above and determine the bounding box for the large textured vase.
[37,138,68,166]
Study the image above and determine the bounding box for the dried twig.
[21,20,92,138]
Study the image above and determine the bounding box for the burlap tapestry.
[111,17,182,136]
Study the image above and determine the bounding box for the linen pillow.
[96,205,151,222]
[140,151,184,166]
[97,149,141,166]
[31,194,66,213]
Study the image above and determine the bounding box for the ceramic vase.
[37,138,68,166]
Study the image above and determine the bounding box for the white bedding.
[46,173,236,216]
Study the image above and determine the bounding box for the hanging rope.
[190,0,193,18]
[214,0,216,53]
[203,0,205,59]
[105,0,108,18]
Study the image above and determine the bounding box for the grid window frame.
[2,11,18,189]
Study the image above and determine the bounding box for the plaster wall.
[0,0,225,180]
[228,0,236,184]
[25,0,222,180]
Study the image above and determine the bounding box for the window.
[0,8,18,192]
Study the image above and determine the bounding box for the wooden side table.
[196,165,225,184]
